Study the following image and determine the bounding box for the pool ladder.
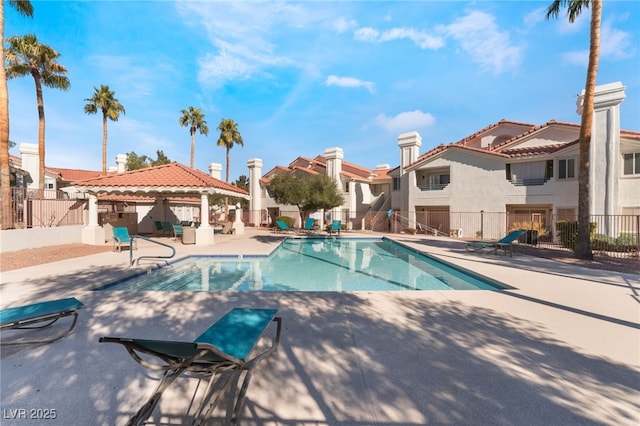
[129,235,176,267]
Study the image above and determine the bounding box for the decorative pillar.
[398,132,422,226]
[196,193,214,245]
[325,147,344,222]
[19,143,39,190]
[81,194,105,245]
[577,81,626,219]
[247,158,263,227]
[115,154,127,173]
[209,163,222,180]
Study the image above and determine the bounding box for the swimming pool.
[96,238,508,292]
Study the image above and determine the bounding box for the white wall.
[0,225,85,253]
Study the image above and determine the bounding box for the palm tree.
[546,0,601,260]
[179,106,208,168]
[84,85,125,175]
[5,34,70,191]
[1,1,33,230]
[216,118,244,183]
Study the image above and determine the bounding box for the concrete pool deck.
[1,229,638,425]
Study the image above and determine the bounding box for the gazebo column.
[81,193,106,245]
[196,193,214,246]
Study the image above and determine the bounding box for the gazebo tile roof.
[72,162,248,196]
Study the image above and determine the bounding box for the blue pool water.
[96,238,508,292]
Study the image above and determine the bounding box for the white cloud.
[326,75,375,93]
[561,19,634,66]
[354,26,443,50]
[439,11,523,74]
[354,27,380,42]
[523,7,546,29]
[176,2,309,88]
[600,20,634,60]
[375,110,436,133]
[379,27,444,50]
[333,16,357,34]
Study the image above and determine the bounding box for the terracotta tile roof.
[264,152,384,183]
[621,129,640,140]
[500,140,579,157]
[71,162,248,197]
[492,120,580,151]
[454,119,536,147]
[49,167,103,182]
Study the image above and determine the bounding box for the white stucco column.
[196,193,214,245]
[209,163,222,180]
[19,143,39,190]
[81,194,105,245]
[577,82,626,219]
[325,147,344,222]
[233,204,245,235]
[248,158,263,226]
[115,154,127,173]
[398,132,422,220]
[87,194,98,227]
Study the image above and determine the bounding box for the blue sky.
[6,1,640,182]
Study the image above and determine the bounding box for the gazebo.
[69,162,249,246]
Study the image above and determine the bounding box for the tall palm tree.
[84,85,125,174]
[546,0,601,260]
[179,106,208,168]
[1,0,33,230]
[5,34,70,191]
[216,118,244,183]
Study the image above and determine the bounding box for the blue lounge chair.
[465,229,527,257]
[328,220,341,235]
[161,221,173,236]
[113,227,137,252]
[172,223,183,240]
[302,217,317,232]
[100,307,281,425]
[0,297,85,345]
[275,220,297,233]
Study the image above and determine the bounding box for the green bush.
[593,232,638,252]
[274,216,294,228]
[555,221,597,249]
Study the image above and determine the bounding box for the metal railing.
[130,235,176,267]
[1,187,85,229]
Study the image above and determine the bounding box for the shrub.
[555,221,597,249]
[274,216,294,228]
[509,221,547,236]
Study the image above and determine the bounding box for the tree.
[179,106,208,169]
[5,34,70,191]
[216,118,243,183]
[1,0,33,229]
[269,173,344,221]
[150,150,171,167]
[546,0,601,260]
[126,150,171,170]
[125,151,150,171]
[84,85,125,175]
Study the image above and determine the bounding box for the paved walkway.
[1,229,638,425]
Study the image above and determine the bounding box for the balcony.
[417,183,449,191]
[509,178,549,187]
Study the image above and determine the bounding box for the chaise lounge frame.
[464,229,527,257]
[0,297,85,345]
[100,307,282,426]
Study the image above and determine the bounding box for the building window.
[623,153,640,175]
[392,177,400,191]
[558,158,575,179]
